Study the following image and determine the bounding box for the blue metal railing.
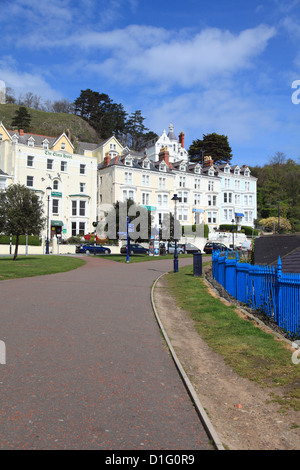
[212,250,300,337]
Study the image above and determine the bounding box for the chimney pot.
[19,129,24,136]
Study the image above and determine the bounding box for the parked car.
[181,243,201,254]
[240,240,252,252]
[203,242,232,254]
[120,243,149,255]
[75,244,111,255]
[166,242,185,254]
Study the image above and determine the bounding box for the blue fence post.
[275,256,282,325]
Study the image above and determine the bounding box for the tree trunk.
[13,234,19,261]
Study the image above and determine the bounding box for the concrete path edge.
[151,272,225,451]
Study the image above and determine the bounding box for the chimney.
[159,146,169,166]
[103,153,111,167]
[19,129,24,136]
[203,155,214,167]
[179,132,185,148]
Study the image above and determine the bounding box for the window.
[61,161,67,172]
[124,172,132,184]
[79,200,86,216]
[0,133,3,141]
[159,177,166,189]
[80,182,86,193]
[244,195,248,206]
[79,222,85,235]
[142,174,150,187]
[194,193,201,205]
[47,159,53,170]
[245,181,250,191]
[53,180,59,191]
[178,208,188,221]
[43,140,49,149]
[125,157,132,166]
[249,195,253,205]
[194,178,201,190]
[180,164,185,171]
[178,191,188,203]
[224,167,230,173]
[72,221,77,236]
[223,192,232,203]
[61,142,66,150]
[80,164,86,175]
[143,160,150,169]
[235,194,241,205]
[122,189,135,201]
[27,176,33,187]
[207,211,217,224]
[27,137,34,147]
[179,176,186,187]
[72,200,77,216]
[27,155,34,167]
[52,199,59,214]
[142,192,150,205]
[208,195,217,206]
[235,179,240,190]
[224,178,230,188]
[245,170,250,177]
[208,180,214,191]
[224,209,228,221]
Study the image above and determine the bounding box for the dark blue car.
[120,243,149,255]
[76,244,111,255]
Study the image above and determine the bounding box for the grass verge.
[0,255,85,280]
[166,264,300,412]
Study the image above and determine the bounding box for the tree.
[11,106,32,131]
[0,184,45,260]
[125,110,149,150]
[259,216,291,233]
[188,132,233,165]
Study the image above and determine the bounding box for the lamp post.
[231,218,235,250]
[46,186,52,254]
[172,194,180,273]
[277,199,280,234]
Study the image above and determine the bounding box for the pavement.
[0,255,214,450]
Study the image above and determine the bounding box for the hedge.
[0,235,41,246]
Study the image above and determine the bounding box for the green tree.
[124,110,149,151]
[0,184,45,260]
[188,132,233,165]
[11,106,32,131]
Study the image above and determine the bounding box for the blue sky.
[1,0,300,167]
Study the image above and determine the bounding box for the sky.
[1,0,300,166]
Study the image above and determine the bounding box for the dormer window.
[208,168,214,176]
[12,134,19,143]
[244,169,250,177]
[180,164,185,171]
[194,166,200,174]
[159,162,167,172]
[143,159,150,169]
[234,167,240,175]
[43,139,49,150]
[125,157,132,166]
[224,166,230,173]
[27,137,35,147]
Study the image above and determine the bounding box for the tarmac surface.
[0,255,214,450]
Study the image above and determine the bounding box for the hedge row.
[219,225,258,236]
[0,235,41,246]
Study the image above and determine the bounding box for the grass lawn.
[0,255,86,280]
[166,264,300,412]
[106,253,193,263]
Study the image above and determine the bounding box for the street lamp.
[172,194,180,273]
[277,199,280,234]
[231,218,235,250]
[46,186,52,254]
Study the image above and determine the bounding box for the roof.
[254,234,300,272]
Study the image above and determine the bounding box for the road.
[0,256,214,450]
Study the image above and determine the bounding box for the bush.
[0,235,41,245]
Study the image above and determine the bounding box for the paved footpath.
[0,256,214,450]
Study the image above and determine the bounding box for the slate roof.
[254,234,300,273]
